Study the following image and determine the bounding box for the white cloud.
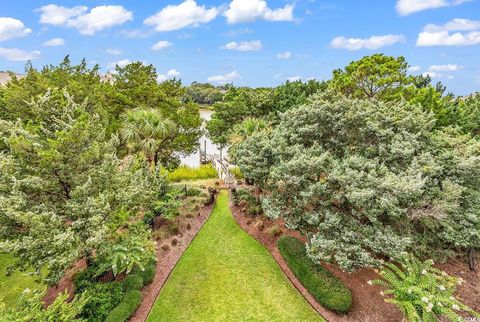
[417,18,480,46]
[224,0,294,24]
[396,0,471,16]
[157,69,181,82]
[106,48,123,56]
[0,47,40,61]
[222,40,262,51]
[417,30,480,46]
[277,51,292,59]
[151,40,173,51]
[207,71,241,84]
[287,76,301,82]
[330,34,406,50]
[36,4,87,26]
[422,71,443,78]
[424,18,480,32]
[408,65,421,72]
[429,64,462,71]
[0,17,32,42]
[109,58,131,68]
[37,5,133,35]
[144,0,218,32]
[42,38,65,47]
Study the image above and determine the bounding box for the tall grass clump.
[167,164,217,182]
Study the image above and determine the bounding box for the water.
[180,109,223,167]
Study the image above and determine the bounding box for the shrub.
[74,266,98,293]
[167,164,217,182]
[266,225,282,237]
[233,189,263,216]
[80,282,124,321]
[371,254,480,322]
[105,290,142,322]
[131,260,156,286]
[229,166,244,179]
[277,236,352,314]
[122,274,143,292]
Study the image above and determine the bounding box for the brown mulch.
[229,190,480,322]
[129,198,216,322]
[44,257,87,305]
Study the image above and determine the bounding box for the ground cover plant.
[278,236,352,314]
[148,191,323,321]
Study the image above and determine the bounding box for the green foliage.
[122,274,143,292]
[207,81,324,146]
[229,166,244,180]
[328,54,450,126]
[80,282,124,322]
[232,189,263,216]
[105,290,142,322]
[184,82,225,105]
[95,224,156,277]
[152,190,182,220]
[0,289,88,322]
[167,164,218,182]
[131,259,156,285]
[237,95,480,271]
[278,236,352,314]
[372,254,479,322]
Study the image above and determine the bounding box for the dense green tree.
[236,94,480,271]
[207,81,324,145]
[114,63,202,166]
[329,54,450,126]
[0,93,164,283]
[184,82,225,105]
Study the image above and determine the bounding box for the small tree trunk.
[468,248,476,271]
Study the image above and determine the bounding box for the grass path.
[147,190,323,322]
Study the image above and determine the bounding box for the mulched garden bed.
[229,190,479,322]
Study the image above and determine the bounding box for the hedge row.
[277,236,352,314]
[105,260,156,322]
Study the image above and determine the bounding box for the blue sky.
[0,0,479,94]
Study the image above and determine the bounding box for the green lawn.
[148,190,323,322]
[0,253,43,308]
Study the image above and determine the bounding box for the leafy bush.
[371,254,480,321]
[131,260,156,285]
[233,189,263,216]
[95,224,156,277]
[277,236,352,314]
[122,274,143,292]
[80,282,124,322]
[105,290,142,322]
[152,191,182,220]
[167,164,217,182]
[1,290,88,322]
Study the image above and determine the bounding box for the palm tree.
[121,109,177,168]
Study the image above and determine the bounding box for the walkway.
[147,190,323,322]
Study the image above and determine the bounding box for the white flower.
[439,285,446,291]
[449,296,455,301]
[421,269,427,275]
[422,297,429,303]
[427,303,433,309]
[380,291,384,296]
[458,277,464,285]
[452,304,460,311]
[426,306,432,312]
[367,280,373,285]
[441,271,447,276]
